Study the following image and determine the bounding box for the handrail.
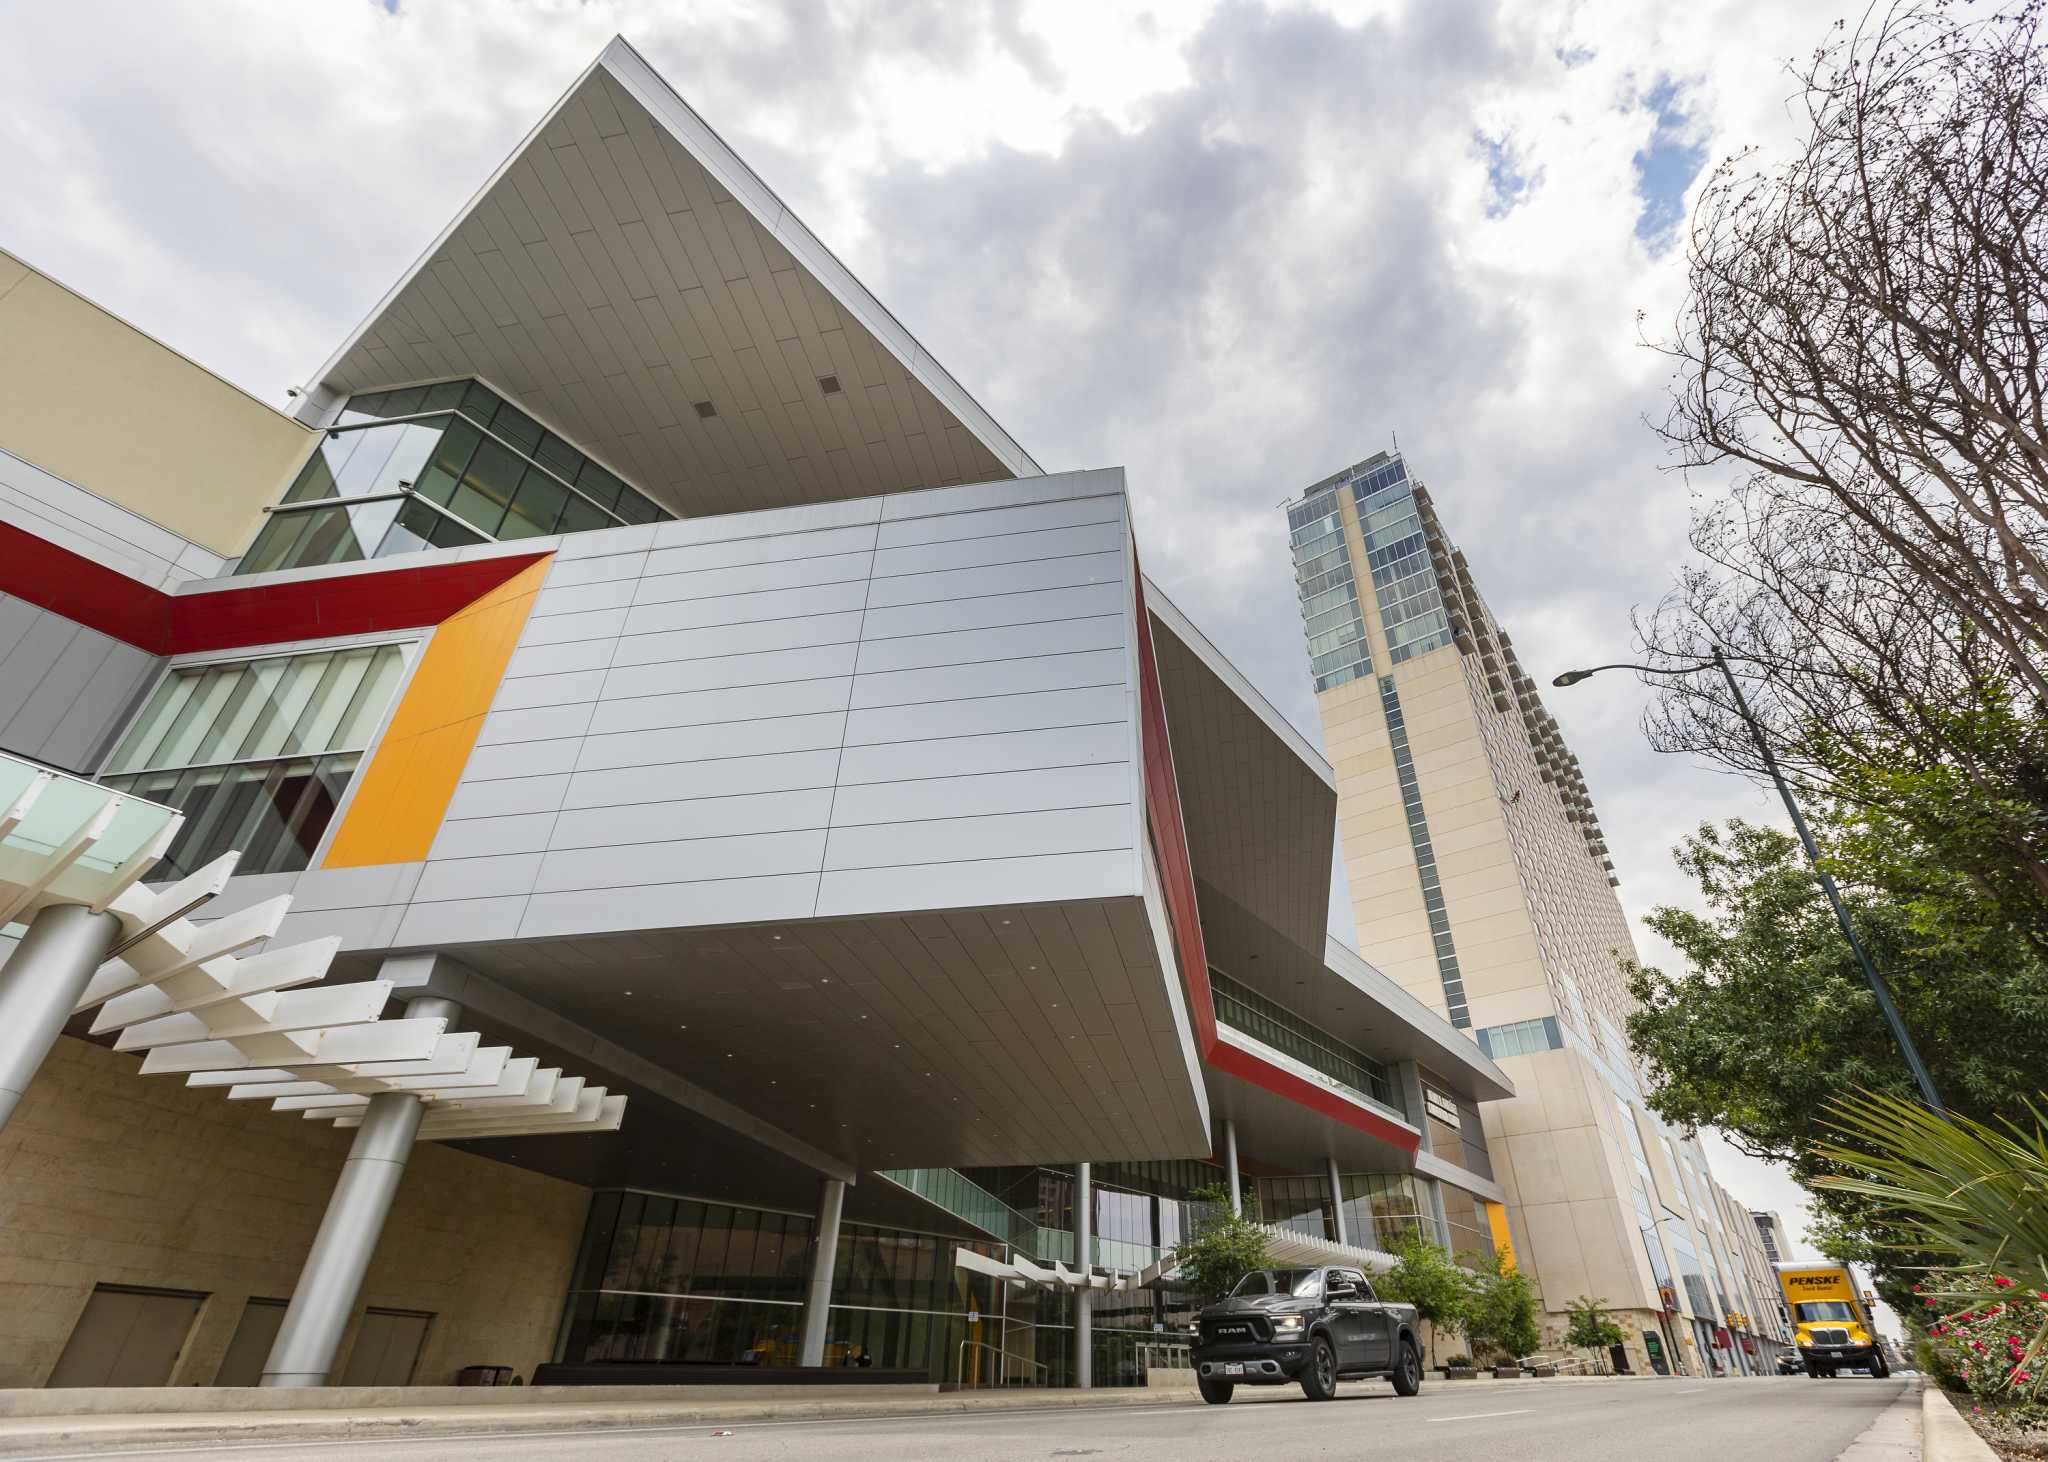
[955,1338,1051,1389]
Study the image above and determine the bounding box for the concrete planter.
[1493,1366,1523,1379]
[1446,1367,1480,1380]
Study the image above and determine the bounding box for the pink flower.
[1993,1276,2014,1289]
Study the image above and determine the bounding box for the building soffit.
[1140,581,1510,1107]
[305,37,1039,521]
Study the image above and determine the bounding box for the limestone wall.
[0,1036,589,1388]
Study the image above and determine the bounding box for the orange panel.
[1487,1201,1517,1272]
[322,557,552,868]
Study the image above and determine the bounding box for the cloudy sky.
[2,0,1864,1283]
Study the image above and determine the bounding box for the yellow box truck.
[1776,1262,1888,1378]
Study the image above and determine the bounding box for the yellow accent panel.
[322,559,552,868]
[1486,1201,1516,1271]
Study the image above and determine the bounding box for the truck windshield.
[1231,1270,1324,1299]
[1795,1302,1857,1323]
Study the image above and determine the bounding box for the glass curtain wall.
[556,1191,1005,1377]
[1418,1072,1492,1179]
[239,379,669,574]
[1286,485,1372,692]
[98,645,407,877]
[1351,460,1454,664]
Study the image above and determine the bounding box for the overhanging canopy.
[308,37,1038,520]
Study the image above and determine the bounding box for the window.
[100,645,408,877]
[240,379,669,574]
[1475,1016,1564,1060]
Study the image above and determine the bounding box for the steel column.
[0,902,121,1134]
[799,1177,846,1367]
[1327,1156,1349,1247]
[1074,1161,1092,1388]
[1223,1119,1242,1216]
[259,995,457,1387]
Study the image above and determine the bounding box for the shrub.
[1167,1184,1271,1303]
[1814,1092,2048,1401]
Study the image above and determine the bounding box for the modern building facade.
[1285,452,1791,1377]
[0,43,1512,1394]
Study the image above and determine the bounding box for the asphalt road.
[38,1375,1910,1461]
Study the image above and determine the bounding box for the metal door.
[45,1285,206,1388]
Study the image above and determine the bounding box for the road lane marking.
[1429,1408,1535,1422]
[1674,1387,1710,1394]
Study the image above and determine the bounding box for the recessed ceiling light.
[623,990,633,996]
[693,399,717,419]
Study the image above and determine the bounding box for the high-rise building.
[1754,1211,1788,1264]
[0,44,1513,1395]
[1285,450,1787,1377]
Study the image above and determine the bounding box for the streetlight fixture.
[1551,646,1944,1111]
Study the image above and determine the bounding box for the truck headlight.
[1272,1315,1306,1335]
[1797,1335,1813,1347]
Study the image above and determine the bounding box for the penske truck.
[1776,1262,1889,1378]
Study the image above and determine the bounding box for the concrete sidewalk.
[0,1373,1693,1455]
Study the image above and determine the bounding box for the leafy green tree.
[1375,1229,1473,1366]
[1563,1296,1626,1372]
[1465,1254,1540,1364]
[1167,1185,1271,1304]
[1625,816,2048,1303]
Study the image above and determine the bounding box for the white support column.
[798,1176,846,1367]
[1074,1161,1092,1389]
[0,902,121,1133]
[259,994,458,1387]
[1223,1119,1242,1216]
[1327,1156,1349,1248]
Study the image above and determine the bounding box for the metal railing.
[955,1339,1051,1389]
[1137,1340,1192,1372]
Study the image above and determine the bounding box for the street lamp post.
[1552,646,1944,1111]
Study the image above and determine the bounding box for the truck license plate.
[1225,1363,1245,1376]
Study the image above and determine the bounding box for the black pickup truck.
[1191,1266,1423,1403]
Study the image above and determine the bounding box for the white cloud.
[0,0,1852,1226]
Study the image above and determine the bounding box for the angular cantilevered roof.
[306,37,1039,520]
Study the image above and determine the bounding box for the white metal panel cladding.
[408,469,1143,941]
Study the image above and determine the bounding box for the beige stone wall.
[0,1036,588,1389]
[0,251,312,556]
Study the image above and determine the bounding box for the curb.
[1923,1384,2002,1462]
[0,1373,1668,1455]
[5,1391,1175,1457]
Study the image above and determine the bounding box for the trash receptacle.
[456,1365,515,1386]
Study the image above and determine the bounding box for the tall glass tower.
[1284,450,1769,1381]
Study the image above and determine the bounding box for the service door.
[45,1285,207,1388]
[213,1299,289,1386]
[340,1308,434,1386]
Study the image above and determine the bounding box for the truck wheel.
[1806,1362,1822,1379]
[1872,1355,1890,1379]
[1302,1337,1339,1401]
[1392,1339,1423,1397]
[1197,1375,1234,1405]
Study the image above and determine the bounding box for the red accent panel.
[0,521,175,652]
[169,554,550,653]
[1206,1040,1423,1153]
[1132,567,1217,1053]
[0,522,548,654]
[1134,560,1420,1159]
